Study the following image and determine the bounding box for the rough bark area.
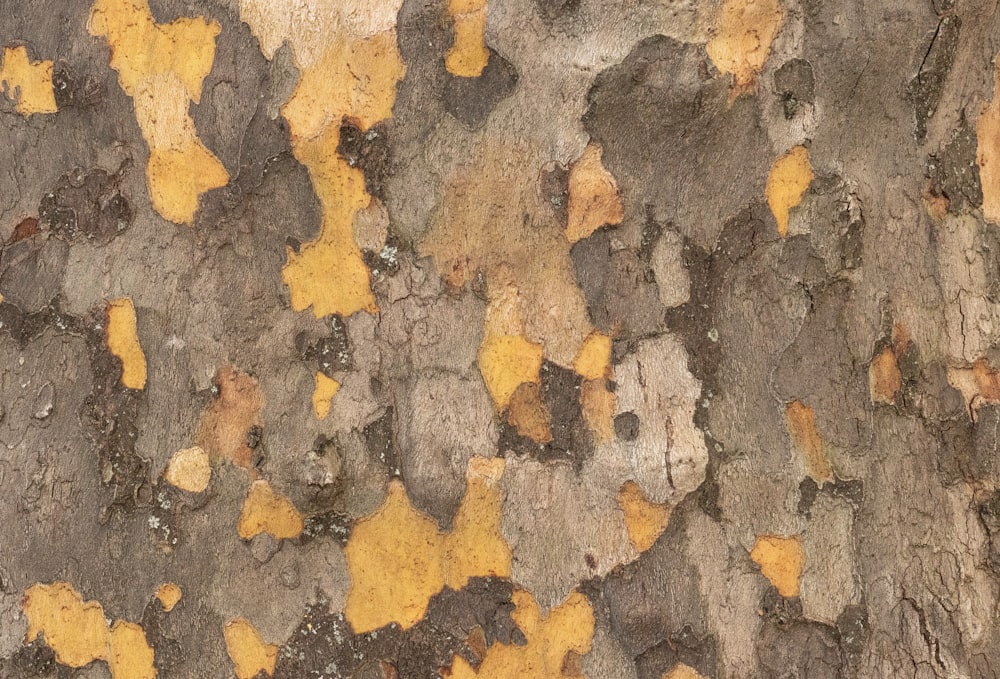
[2,0,1000,678]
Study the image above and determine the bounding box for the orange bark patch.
[154,583,182,612]
[163,446,211,493]
[869,347,902,404]
[766,145,813,238]
[706,0,786,88]
[565,144,624,244]
[194,365,263,468]
[784,400,833,484]
[507,382,553,444]
[617,481,672,552]
[88,0,229,224]
[106,298,147,390]
[237,480,304,541]
[224,618,278,679]
[312,372,340,420]
[948,357,1000,419]
[344,457,511,633]
[22,582,157,678]
[572,331,612,381]
[448,590,594,678]
[580,378,616,443]
[750,535,804,597]
[0,45,57,115]
[977,58,1000,225]
[446,0,489,77]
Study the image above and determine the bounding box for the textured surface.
[2,0,1000,677]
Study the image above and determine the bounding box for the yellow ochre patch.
[750,534,804,598]
[706,0,786,89]
[163,446,211,493]
[344,456,511,633]
[224,618,278,679]
[88,0,229,224]
[566,143,624,244]
[448,590,595,678]
[0,45,57,115]
[618,481,672,552]
[106,298,147,390]
[312,372,340,419]
[155,583,182,612]
[238,480,304,541]
[784,400,833,485]
[446,0,490,77]
[766,145,814,238]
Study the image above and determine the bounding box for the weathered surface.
[3,0,1000,677]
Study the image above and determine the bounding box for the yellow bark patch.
[580,378,616,443]
[163,446,211,493]
[480,335,545,411]
[766,145,814,238]
[869,347,902,404]
[195,365,263,469]
[223,618,277,679]
[238,480,304,541]
[107,622,157,679]
[566,143,624,244]
[978,59,1000,225]
[0,45,57,115]
[507,382,553,444]
[88,0,229,224]
[706,0,785,88]
[617,481,672,552]
[23,582,157,679]
[663,663,709,679]
[344,457,511,633]
[312,372,340,419]
[784,400,833,485]
[573,331,612,381]
[750,535,804,598]
[155,583,182,612]
[106,298,147,390]
[449,590,594,678]
[23,582,110,668]
[446,0,489,77]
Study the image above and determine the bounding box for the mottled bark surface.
[2,0,1000,678]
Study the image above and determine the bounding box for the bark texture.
[2,0,1000,677]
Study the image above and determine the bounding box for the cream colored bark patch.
[706,0,785,88]
[448,590,594,678]
[344,457,511,633]
[978,59,1000,225]
[224,618,277,679]
[766,145,813,238]
[566,143,624,244]
[663,663,709,679]
[106,298,147,390]
[618,481,672,552]
[88,0,228,224]
[312,372,340,419]
[238,480,304,540]
[750,535,804,597]
[784,400,833,485]
[22,582,157,679]
[163,446,211,493]
[0,45,57,115]
[446,0,489,77]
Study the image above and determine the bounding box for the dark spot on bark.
[363,235,403,283]
[442,50,518,130]
[246,425,263,450]
[364,407,400,474]
[301,315,352,377]
[0,233,69,312]
[635,625,718,679]
[836,604,870,669]
[0,638,71,679]
[38,161,133,244]
[976,491,1000,576]
[536,0,580,21]
[8,217,39,244]
[301,509,352,546]
[272,578,522,679]
[140,593,182,675]
[570,227,666,339]
[908,15,960,143]
[798,476,864,517]
[498,361,594,469]
[339,120,391,202]
[585,552,597,569]
[773,58,815,119]
[538,161,569,225]
[51,60,103,109]
[637,214,664,263]
[926,115,983,214]
[757,588,844,678]
[615,411,640,441]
